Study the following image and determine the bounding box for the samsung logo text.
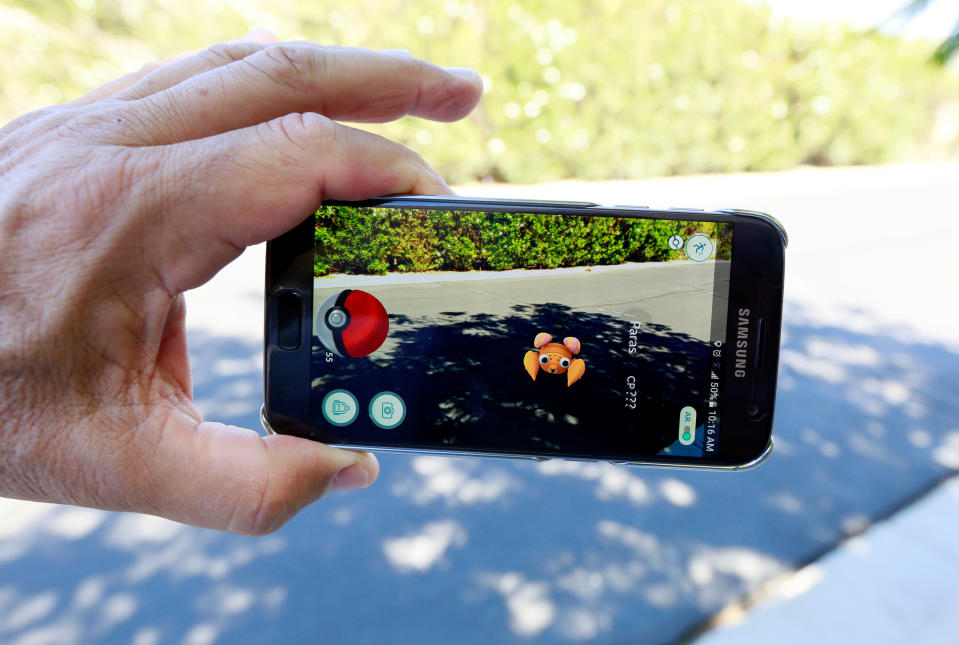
[734,308,750,378]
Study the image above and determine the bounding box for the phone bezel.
[264,196,785,469]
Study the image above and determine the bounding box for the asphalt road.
[314,259,721,351]
[1,163,957,645]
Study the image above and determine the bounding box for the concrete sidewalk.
[693,474,959,645]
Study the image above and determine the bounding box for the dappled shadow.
[1,302,958,645]
[310,303,709,458]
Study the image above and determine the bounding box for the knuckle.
[53,109,102,138]
[401,143,430,169]
[1,107,151,216]
[251,44,328,92]
[232,479,296,536]
[0,107,64,160]
[262,43,307,71]
[203,42,238,64]
[202,42,257,65]
[23,104,63,124]
[410,56,430,77]
[263,112,336,153]
[52,103,137,143]
[0,105,61,139]
[297,111,336,138]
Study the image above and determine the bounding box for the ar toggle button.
[678,406,697,445]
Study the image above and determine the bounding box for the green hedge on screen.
[313,205,732,276]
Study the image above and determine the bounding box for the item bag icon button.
[322,389,359,427]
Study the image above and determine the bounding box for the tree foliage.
[2,0,957,184]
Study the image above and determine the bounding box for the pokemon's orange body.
[524,332,585,387]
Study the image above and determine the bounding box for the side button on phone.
[754,317,766,369]
[276,290,302,350]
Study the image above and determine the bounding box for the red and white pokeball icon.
[315,289,389,358]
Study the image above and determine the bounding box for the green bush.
[313,205,729,276]
[3,1,957,184]
[314,206,392,275]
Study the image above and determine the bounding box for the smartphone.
[262,196,785,470]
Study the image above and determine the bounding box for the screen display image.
[310,205,732,461]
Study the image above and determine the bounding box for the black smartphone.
[263,196,785,470]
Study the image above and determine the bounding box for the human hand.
[0,38,483,534]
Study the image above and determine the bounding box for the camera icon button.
[369,392,406,429]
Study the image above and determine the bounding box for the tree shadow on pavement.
[310,302,710,458]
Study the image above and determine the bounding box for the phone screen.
[309,205,732,460]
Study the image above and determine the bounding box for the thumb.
[142,417,379,535]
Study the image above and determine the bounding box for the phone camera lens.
[746,402,761,418]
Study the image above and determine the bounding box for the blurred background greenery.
[2,0,958,184]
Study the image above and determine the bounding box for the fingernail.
[330,463,371,492]
[445,67,482,84]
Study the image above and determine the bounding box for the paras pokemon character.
[524,333,585,387]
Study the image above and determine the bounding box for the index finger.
[127,44,483,145]
[72,29,278,106]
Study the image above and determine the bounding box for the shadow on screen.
[311,302,709,456]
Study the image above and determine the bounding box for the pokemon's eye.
[539,354,550,365]
[560,357,571,368]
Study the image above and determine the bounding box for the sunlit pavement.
[1,163,957,644]
[692,474,959,645]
